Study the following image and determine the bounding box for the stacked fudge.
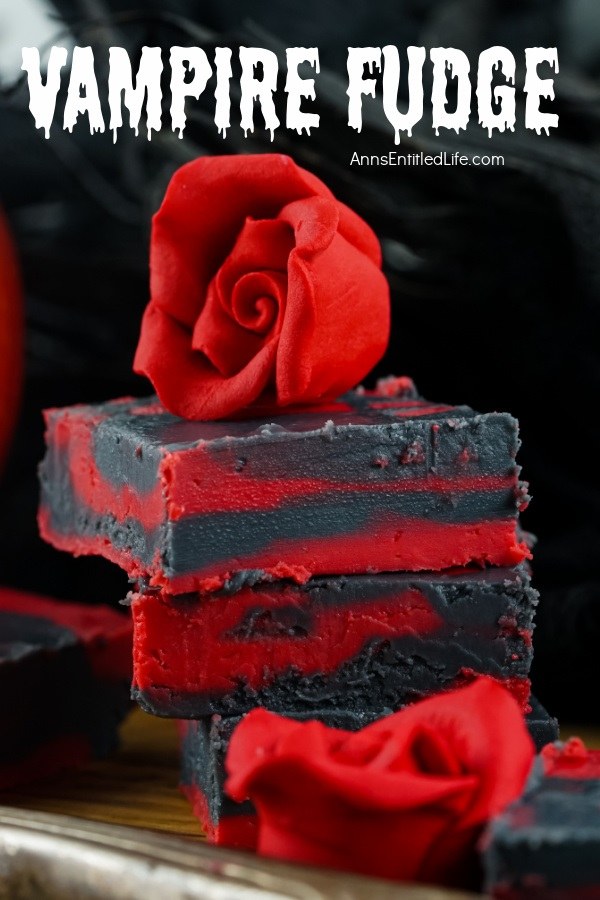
[39,375,553,848]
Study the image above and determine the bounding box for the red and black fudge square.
[483,739,600,899]
[130,564,537,718]
[39,377,530,594]
[0,587,132,790]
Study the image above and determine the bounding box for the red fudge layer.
[39,377,530,593]
[180,783,258,851]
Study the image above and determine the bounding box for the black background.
[0,0,599,721]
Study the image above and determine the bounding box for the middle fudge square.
[39,377,530,595]
[129,565,537,718]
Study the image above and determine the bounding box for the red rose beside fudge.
[37,153,561,889]
[225,680,535,888]
[178,707,388,851]
[179,694,556,858]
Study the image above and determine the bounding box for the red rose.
[134,154,390,420]
[225,679,534,888]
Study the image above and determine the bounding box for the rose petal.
[149,154,330,329]
[368,678,535,828]
[276,232,390,404]
[336,199,382,266]
[230,274,280,334]
[279,196,340,258]
[227,713,475,812]
[133,303,277,419]
[215,218,295,296]
[186,215,291,379]
[194,270,287,377]
[273,193,389,403]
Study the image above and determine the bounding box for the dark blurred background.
[0,0,598,721]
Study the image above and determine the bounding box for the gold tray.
[0,805,477,899]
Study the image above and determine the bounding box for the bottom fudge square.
[179,709,388,850]
[131,565,537,718]
[0,587,132,790]
[180,700,557,850]
[483,739,600,899]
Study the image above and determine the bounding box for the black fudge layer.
[526,697,559,753]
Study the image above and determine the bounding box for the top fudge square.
[39,377,530,593]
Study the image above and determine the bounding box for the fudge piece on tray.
[483,739,600,899]
[180,700,558,850]
[130,564,537,718]
[39,377,530,594]
[0,587,132,790]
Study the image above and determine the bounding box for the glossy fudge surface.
[483,740,600,899]
[0,588,132,790]
[181,700,557,851]
[131,565,536,717]
[39,377,530,593]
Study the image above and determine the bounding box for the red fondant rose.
[134,154,390,420]
[226,679,534,888]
